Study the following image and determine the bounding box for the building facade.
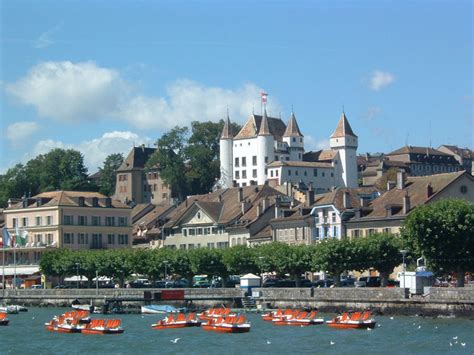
[438,145,473,175]
[114,145,172,206]
[218,110,359,190]
[2,191,132,265]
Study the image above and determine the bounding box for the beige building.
[438,145,473,175]
[3,191,132,265]
[345,171,474,237]
[114,145,172,206]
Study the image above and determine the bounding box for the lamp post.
[400,250,408,290]
[96,270,99,296]
[75,263,80,289]
[163,260,168,282]
[258,256,265,285]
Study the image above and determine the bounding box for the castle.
[219,109,359,193]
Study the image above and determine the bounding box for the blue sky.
[1,0,472,173]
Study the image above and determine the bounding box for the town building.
[361,158,410,186]
[114,145,172,206]
[218,110,359,191]
[438,145,474,175]
[2,191,132,267]
[345,171,474,238]
[131,203,175,247]
[161,184,293,249]
[385,146,461,176]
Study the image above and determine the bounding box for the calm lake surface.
[1,308,473,354]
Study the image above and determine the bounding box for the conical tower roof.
[258,108,272,136]
[331,111,357,138]
[220,113,233,139]
[283,111,303,137]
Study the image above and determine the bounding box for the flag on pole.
[17,230,28,247]
[1,227,10,248]
[261,91,268,104]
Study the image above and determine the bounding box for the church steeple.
[258,108,271,136]
[220,112,233,139]
[283,110,303,137]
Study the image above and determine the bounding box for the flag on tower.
[261,91,268,104]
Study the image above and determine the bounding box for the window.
[252,169,257,178]
[78,233,87,244]
[242,157,246,167]
[333,226,337,238]
[322,172,325,177]
[22,217,28,227]
[207,242,215,249]
[295,170,299,176]
[275,155,279,161]
[46,233,53,245]
[162,193,168,199]
[183,229,187,237]
[304,171,307,176]
[35,234,42,244]
[92,216,101,226]
[331,172,334,177]
[64,233,74,244]
[64,215,73,225]
[12,218,17,228]
[78,216,87,226]
[276,170,279,177]
[292,137,296,142]
[189,229,196,236]
[242,170,247,179]
[118,234,129,245]
[235,158,239,168]
[383,228,391,234]
[36,216,42,226]
[270,170,274,177]
[217,242,229,248]
[332,213,336,223]
[300,138,303,143]
[197,228,203,235]
[46,216,53,225]
[180,244,186,250]
[108,234,115,244]
[286,157,289,161]
[299,153,302,159]
[118,217,127,226]
[252,156,257,165]
[288,170,291,176]
[118,174,128,181]
[105,217,115,226]
[367,229,375,236]
[188,244,195,250]
[352,230,360,238]
[235,171,240,179]
[264,156,268,163]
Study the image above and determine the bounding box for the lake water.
[1,308,473,354]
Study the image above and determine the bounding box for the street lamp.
[75,263,80,289]
[400,250,408,290]
[163,260,169,281]
[258,256,265,285]
[96,270,99,296]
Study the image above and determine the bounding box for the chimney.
[343,191,351,209]
[275,196,281,218]
[387,180,396,191]
[403,193,411,214]
[254,186,259,193]
[185,199,188,207]
[238,187,243,202]
[359,197,368,208]
[386,205,393,217]
[355,209,361,218]
[306,188,315,207]
[36,198,43,207]
[426,183,433,198]
[397,170,406,190]
[262,198,267,212]
[256,203,261,217]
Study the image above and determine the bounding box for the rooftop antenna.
[429,120,432,148]
[405,132,409,147]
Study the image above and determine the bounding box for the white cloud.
[368,70,395,91]
[32,131,153,172]
[6,121,40,142]
[33,23,62,49]
[6,61,277,130]
[364,106,382,121]
[6,61,127,122]
[305,135,330,151]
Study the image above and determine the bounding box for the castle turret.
[282,110,304,161]
[219,113,234,188]
[329,111,358,188]
[256,108,274,185]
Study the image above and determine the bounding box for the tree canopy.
[402,199,474,287]
[98,153,124,196]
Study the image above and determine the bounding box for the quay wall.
[1,287,473,317]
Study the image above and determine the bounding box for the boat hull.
[0,320,9,326]
[81,328,124,335]
[326,321,376,329]
[152,322,200,330]
[202,324,250,333]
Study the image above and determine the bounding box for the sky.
[1,0,472,174]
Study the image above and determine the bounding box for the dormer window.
[197,212,201,219]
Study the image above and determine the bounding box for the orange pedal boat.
[152,313,201,329]
[272,310,324,326]
[202,315,250,333]
[82,319,124,335]
[0,312,9,326]
[326,311,376,329]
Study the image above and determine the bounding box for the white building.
[219,110,359,190]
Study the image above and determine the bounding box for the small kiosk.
[240,273,261,296]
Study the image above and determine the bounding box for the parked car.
[262,279,279,288]
[193,280,212,288]
[355,276,381,287]
[29,284,43,289]
[130,279,152,288]
[312,279,334,288]
[171,279,189,288]
[340,277,356,287]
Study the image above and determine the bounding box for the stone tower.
[219,114,234,188]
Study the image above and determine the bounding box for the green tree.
[402,199,474,287]
[189,248,228,285]
[356,233,401,287]
[0,164,29,207]
[96,249,134,287]
[172,249,194,283]
[98,153,124,196]
[313,238,355,287]
[222,245,259,275]
[146,127,189,201]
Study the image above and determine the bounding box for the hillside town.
[1,106,473,289]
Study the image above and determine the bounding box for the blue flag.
[2,227,10,248]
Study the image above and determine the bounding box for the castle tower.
[329,111,358,188]
[219,113,234,188]
[282,110,304,161]
[256,108,274,185]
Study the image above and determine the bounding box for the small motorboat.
[152,312,201,329]
[72,304,101,314]
[202,315,250,333]
[272,311,324,326]
[45,316,82,333]
[326,311,376,329]
[0,305,19,314]
[261,309,298,321]
[0,312,9,326]
[198,307,236,321]
[82,319,124,335]
[141,305,186,314]
[64,310,91,324]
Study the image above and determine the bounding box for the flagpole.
[13,235,16,294]
[2,245,5,300]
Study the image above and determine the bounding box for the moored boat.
[326,311,376,329]
[45,316,82,333]
[272,310,324,326]
[152,312,201,329]
[141,305,186,314]
[82,319,124,335]
[0,305,19,314]
[202,315,250,333]
[198,307,236,321]
[0,312,9,326]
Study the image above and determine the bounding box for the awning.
[0,265,40,276]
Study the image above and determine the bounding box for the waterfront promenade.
[2,287,474,318]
